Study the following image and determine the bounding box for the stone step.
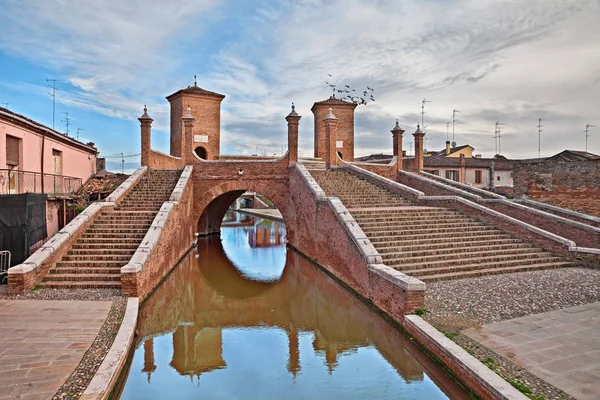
[368,230,509,243]
[372,234,516,249]
[38,281,121,289]
[43,273,120,282]
[378,242,532,259]
[376,238,526,253]
[56,260,127,268]
[62,254,132,262]
[382,247,544,264]
[412,261,574,282]
[85,228,150,234]
[360,221,485,231]
[50,267,122,275]
[394,253,560,271]
[75,238,142,245]
[67,248,136,256]
[365,225,498,237]
[80,233,146,239]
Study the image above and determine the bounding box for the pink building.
[0,106,97,240]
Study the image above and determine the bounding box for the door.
[52,150,62,194]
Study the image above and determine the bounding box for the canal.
[119,212,470,399]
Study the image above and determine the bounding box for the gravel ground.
[0,288,123,301]
[424,267,600,331]
[52,297,127,400]
[423,267,599,400]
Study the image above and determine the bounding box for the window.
[425,170,440,176]
[194,146,207,159]
[475,170,482,184]
[497,176,501,181]
[445,170,459,181]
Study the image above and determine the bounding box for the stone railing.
[7,167,148,294]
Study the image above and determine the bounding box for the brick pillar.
[391,119,405,172]
[139,106,153,166]
[459,153,466,183]
[325,108,339,169]
[286,103,301,167]
[413,124,425,172]
[182,106,195,165]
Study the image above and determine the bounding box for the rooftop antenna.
[193,74,197,86]
[1,102,9,109]
[493,121,504,155]
[537,118,545,158]
[62,112,73,136]
[585,123,595,152]
[421,99,431,132]
[46,78,61,130]
[446,122,450,141]
[121,153,124,174]
[452,109,459,146]
[76,127,85,141]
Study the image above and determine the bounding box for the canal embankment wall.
[288,164,426,319]
[7,167,149,294]
[121,166,195,299]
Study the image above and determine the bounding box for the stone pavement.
[0,300,112,399]
[464,302,600,400]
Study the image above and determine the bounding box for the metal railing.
[0,251,10,283]
[0,169,83,196]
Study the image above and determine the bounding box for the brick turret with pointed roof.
[311,95,357,161]
[166,78,225,160]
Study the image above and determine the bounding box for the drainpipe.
[41,131,45,193]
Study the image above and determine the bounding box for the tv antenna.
[493,121,504,155]
[1,102,9,109]
[537,118,545,158]
[421,99,431,132]
[585,124,595,152]
[46,78,62,130]
[452,109,459,145]
[76,127,85,141]
[121,153,125,174]
[446,122,450,141]
[62,112,73,136]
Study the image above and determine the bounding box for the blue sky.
[1,0,599,172]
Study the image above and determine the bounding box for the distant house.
[426,142,474,158]
[0,107,98,263]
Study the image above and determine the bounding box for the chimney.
[139,105,153,167]
[446,141,451,155]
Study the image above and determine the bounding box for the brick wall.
[121,173,194,299]
[148,150,185,169]
[313,103,356,161]
[288,166,424,317]
[513,159,600,216]
[348,162,397,180]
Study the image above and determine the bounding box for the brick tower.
[166,83,225,160]
[311,96,357,161]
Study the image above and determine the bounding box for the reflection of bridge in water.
[221,212,286,248]
[135,238,455,390]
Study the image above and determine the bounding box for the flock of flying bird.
[325,74,375,105]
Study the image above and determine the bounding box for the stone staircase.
[311,169,573,282]
[299,158,326,170]
[40,169,181,289]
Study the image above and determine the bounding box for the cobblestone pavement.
[0,300,112,399]
[424,267,600,400]
[1,288,122,302]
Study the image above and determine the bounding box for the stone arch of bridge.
[194,180,291,237]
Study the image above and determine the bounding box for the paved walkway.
[0,300,111,399]
[464,302,600,400]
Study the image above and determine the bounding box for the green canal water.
[118,212,470,399]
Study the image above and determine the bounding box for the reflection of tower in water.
[142,338,157,382]
[248,222,286,248]
[169,325,227,381]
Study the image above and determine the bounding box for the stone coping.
[515,198,600,224]
[570,246,600,255]
[345,165,425,197]
[121,166,193,275]
[295,164,326,200]
[482,198,600,233]
[403,315,528,400]
[399,170,481,200]
[81,298,139,400]
[347,155,397,168]
[8,166,148,275]
[194,151,288,164]
[420,196,576,248]
[420,170,506,199]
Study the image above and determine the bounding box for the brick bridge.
[9,83,599,400]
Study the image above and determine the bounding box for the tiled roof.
[311,96,357,110]
[546,150,600,161]
[166,85,225,100]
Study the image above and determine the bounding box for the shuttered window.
[6,135,20,165]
